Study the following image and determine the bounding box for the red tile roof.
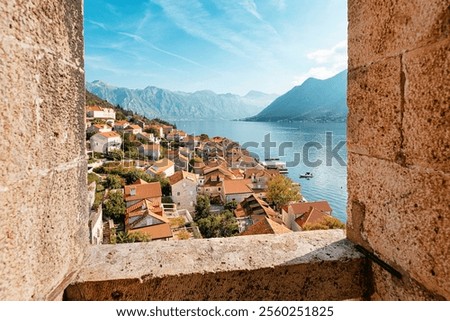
[98,131,121,138]
[168,170,198,185]
[223,179,252,195]
[127,124,141,130]
[236,194,277,218]
[87,105,103,111]
[124,181,162,202]
[288,201,332,215]
[240,217,291,236]
[295,208,329,228]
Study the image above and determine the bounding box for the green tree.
[224,200,238,211]
[103,190,126,221]
[266,175,301,210]
[105,174,123,190]
[114,231,151,243]
[194,195,211,221]
[107,149,124,161]
[197,210,238,238]
[125,146,140,160]
[122,133,140,152]
[122,169,153,185]
[155,175,171,196]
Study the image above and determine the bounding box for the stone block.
[347,153,450,299]
[0,1,86,300]
[0,165,88,300]
[403,39,450,173]
[65,230,370,300]
[348,0,450,69]
[0,27,85,183]
[0,1,84,66]
[347,57,402,161]
[371,264,445,300]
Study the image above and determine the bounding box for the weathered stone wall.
[65,230,370,301]
[347,0,449,299]
[0,1,87,300]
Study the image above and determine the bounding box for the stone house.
[168,171,199,211]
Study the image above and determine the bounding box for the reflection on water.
[175,120,347,222]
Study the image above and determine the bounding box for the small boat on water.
[299,172,313,179]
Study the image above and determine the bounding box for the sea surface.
[175,120,348,222]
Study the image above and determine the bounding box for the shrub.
[302,216,345,231]
[177,230,190,240]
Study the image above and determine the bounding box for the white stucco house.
[89,132,122,154]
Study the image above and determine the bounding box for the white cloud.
[306,40,347,64]
[240,0,263,20]
[87,19,107,30]
[292,40,347,86]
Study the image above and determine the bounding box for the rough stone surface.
[347,154,450,298]
[0,1,87,300]
[65,230,370,301]
[348,0,450,69]
[347,56,402,161]
[348,0,449,300]
[371,265,445,300]
[403,39,450,173]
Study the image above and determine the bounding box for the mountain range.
[86,81,278,121]
[245,70,347,122]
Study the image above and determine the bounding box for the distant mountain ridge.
[86,81,278,121]
[246,70,347,122]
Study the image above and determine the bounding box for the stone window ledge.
[65,230,370,300]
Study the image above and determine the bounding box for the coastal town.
[86,96,344,245]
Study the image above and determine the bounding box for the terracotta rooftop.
[124,181,162,202]
[147,158,174,174]
[295,208,330,228]
[127,205,172,240]
[86,105,103,112]
[203,166,235,178]
[130,224,173,240]
[236,194,278,219]
[240,217,291,236]
[288,201,332,215]
[97,131,121,138]
[244,168,277,179]
[127,124,141,130]
[168,170,198,185]
[126,198,161,215]
[93,124,107,129]
[222,179,252,195]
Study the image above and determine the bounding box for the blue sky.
[84,0,347,95]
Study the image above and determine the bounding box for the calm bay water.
[175,120,348,222]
